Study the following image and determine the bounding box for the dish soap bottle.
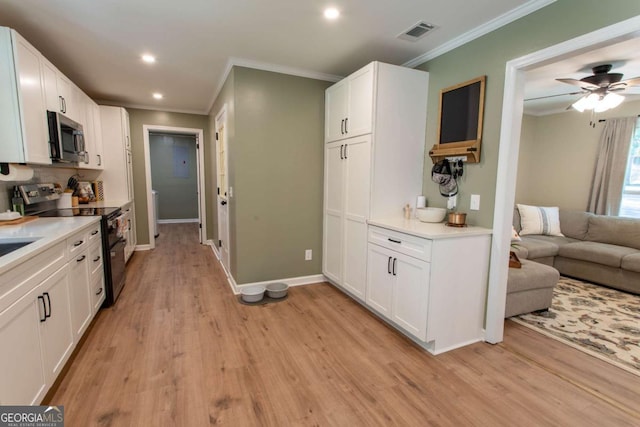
[12,187,24,216]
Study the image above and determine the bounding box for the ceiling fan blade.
[556,78,599,90]
[524,91,583,102]
[620,76,640,87]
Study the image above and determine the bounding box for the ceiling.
[0,0,547,115]
[524,37,640,116]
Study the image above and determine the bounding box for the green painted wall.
[127,108,209,245]
[416,0,640,227]
[209,67,331,284]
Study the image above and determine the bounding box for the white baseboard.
[158,218,199,224]
[206,240,220,259]
[135,244,152,251]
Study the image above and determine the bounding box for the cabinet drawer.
[66,229,88,260]
[89,242,103,281]
[368,226,432,262]
[87,224,101,244]
[0,242,66,314]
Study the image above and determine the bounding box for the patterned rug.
[511,277,640,376]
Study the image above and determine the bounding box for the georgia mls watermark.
[0,406,64,427]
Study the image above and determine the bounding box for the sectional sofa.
[512,209,640,295]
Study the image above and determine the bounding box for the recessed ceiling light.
[324,7,340,20]
[142,54,156,64]
[152,93,163,100]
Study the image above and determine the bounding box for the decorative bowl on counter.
[416,207,447,223]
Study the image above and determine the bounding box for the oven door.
[109,238,126,303]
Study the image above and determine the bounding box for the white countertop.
[83,199,132,209]
[0,217,101,274]
[368,217,492,240]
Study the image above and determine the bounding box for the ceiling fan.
[556,64,640,112]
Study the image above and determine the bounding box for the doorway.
[485,15,640,343]
[142,125,206,249]
[215,105,231,275]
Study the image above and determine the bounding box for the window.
[620,117,640,218]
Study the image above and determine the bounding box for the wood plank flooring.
[47,223,640,426]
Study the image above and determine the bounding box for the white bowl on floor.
[266,282,289,299]
[241,285,265,303]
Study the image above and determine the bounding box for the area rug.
[512,277,640,376]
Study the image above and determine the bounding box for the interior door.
[216,108,231,274]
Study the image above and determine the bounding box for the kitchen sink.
[0,238,39,257]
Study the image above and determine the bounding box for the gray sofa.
[513,209,640,295]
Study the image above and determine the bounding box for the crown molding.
[94,100,209,116]
[403,0,557,69]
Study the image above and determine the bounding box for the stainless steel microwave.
[47,111,86,163]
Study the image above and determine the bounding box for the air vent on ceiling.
[397,21,436,42]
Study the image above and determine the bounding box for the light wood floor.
[47,223,640,426]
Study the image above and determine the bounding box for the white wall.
[516,99,640,210]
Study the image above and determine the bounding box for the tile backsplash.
[1,165,101,212]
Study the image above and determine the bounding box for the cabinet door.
[323,142,344,283]
[78,93,93,168]
[38,266,74,384]
[366,244,393,319]
[0,288,47,405]
[346,64,374,138]
[92,102,104,169]
[42,60,62,113]
[68,250,91,340]
[341,136,371,299]
[392,253,430,341]
[14,34,50,165]
[325,80,348,142]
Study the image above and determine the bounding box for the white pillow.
[516,204,564,237]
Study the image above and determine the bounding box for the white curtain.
[587,116,637,216]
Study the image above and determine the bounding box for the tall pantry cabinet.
[322,62,429,301]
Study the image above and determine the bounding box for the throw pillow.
[516,204,564,236]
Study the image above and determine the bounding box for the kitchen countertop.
[368,217,492,240]
[0,216,101,275]
[82,199,132,209]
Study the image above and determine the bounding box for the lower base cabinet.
[367,243,430,341]
[363,224,491,354]
[0,221,105,404]
[0,265,74,405]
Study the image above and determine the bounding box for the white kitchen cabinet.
[325,63,374,142]
[323,62,429,298]
[42,58,81,122]
[122,202,136,262]
[78,94,104,170]
[366,223,491,354]
[0,286,48,405]
[99,106,134,201]
[67,230,92,341]
[323,136,371,300]
[37,266,74,385]
[0,28,50,165]
[366,242,430,340]
[0,240,71,405]
[89,240,105,313]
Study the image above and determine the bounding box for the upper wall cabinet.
[42,60,81,123]
[78,94,104,170]
[325,64,374,142]
[0,28,51,165]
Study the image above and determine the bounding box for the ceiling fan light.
[594,92,625,112]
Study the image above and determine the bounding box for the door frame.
[215,105,231,274]
[142,124,206,249]
[485,15,640,343]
